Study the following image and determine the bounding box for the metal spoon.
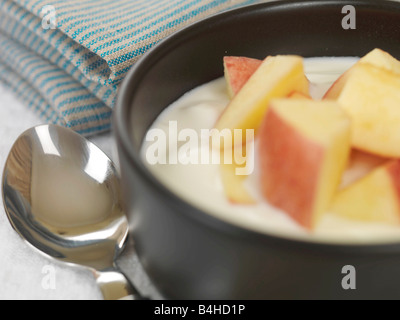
[2,124,142,300]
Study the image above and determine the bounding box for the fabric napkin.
[0,0,257,136]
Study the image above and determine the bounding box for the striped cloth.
[0,0,257,136]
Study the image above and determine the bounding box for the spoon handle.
[95,269,146,300]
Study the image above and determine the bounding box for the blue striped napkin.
[0,0,257,136]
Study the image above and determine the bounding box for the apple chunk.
[220,162,256,205]
[219,136,256,205]
[340,149,389,189]
[215,55,309,145]
[324,48,400,100]
[224,56,262,97]
[335,63,400,157]
[330,160,400,224]
[259,99,351,229]
[359,48,400,74]
[323,71,351,100]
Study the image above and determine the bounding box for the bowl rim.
[114,0,400,251]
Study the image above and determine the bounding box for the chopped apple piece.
[259,99,351,229]
[323,71,351,100]
[224,56,262,97]
[219,140,256,204]
[335,63,400,157]
[340,149,389,189]
[220,163,256,204]
[359,48,400,74]
[330,160,400,224]
[215,55,309,147]
[324,48,400,100]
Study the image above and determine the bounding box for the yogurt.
[141,57,400,244]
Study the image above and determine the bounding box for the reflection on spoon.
[2,124,143,300]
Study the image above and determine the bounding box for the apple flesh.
[214,55,309,148]
[220,162,256,205]
[335,63,400,157]
[330,160,400,224]
[324,48,400,100]
[359,48,400,74]
[323,49,400,157]
[218,136,256,205]
[224,56,262,97]
[259,99,351,229]
[340,149,389,189]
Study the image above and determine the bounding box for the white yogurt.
[141,57,400,244]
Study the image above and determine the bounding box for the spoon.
[2,124,143,300]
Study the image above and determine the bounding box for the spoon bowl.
[2,124,140,300]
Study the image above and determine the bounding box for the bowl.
[114,0,400,299]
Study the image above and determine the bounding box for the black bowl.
[114,0,400,299]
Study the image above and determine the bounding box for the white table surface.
[0,83,162,300]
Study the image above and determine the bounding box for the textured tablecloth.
[0,0,257,136]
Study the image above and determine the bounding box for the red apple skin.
[323,70,350,100]
[387,160,400,199]
[259,108,324,229]
[224,56,262,96]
